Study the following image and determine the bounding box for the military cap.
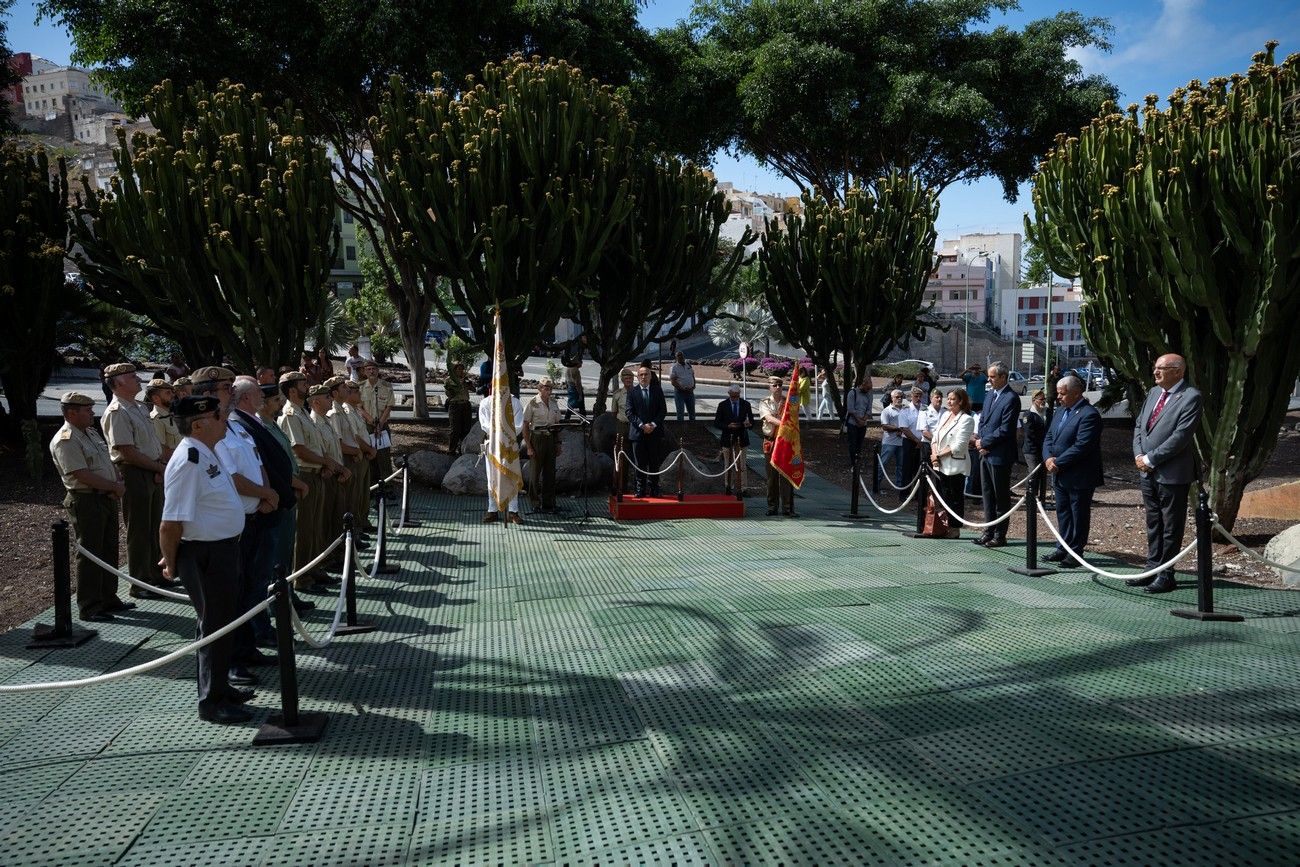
[259,383,280,397]
[191,365,235,384]
[306,384,331,399]
[174,395,220,417]
[278,370,307,385]
[103,362,137,378]
[144,378,174,396]
[172,376,191,387]
[59,391,96,407]
[323,375,348,389]
[768,375,785,386]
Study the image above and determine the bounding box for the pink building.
[922,252,993,321]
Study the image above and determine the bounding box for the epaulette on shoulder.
[188,447,199,464]
[56,427,72,441]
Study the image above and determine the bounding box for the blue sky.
[8,0,1299,242]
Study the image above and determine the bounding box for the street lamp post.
[964,251,990,372]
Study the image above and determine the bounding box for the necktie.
[1146,390,1168,431]
[732,401,739,417]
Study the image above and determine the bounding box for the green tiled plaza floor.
[4,460,1300,865]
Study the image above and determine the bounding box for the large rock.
[591,411,620,456]
[552,429,613,492]
[460,422,483,455]
[441,452,531,498]
[1263,523,1300,587]
[1238,480,1300,521]
[405,450,454,488]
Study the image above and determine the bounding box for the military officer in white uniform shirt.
[160,396,254,725]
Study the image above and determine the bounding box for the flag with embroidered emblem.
[486,309,523,511]
[770,367,805,488]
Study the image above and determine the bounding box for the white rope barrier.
[0,595,275,693]
[858,474,923,515]
[1011,464,1043,491]
[74,545,191,602]
[1212,520,1300,574]
[876,454,923,491]
[924,473,1028,530]
[615,449,685,477]
[368,465,404,493]
[287,534,353,649]
[1035,500,1196,580]
[680,450,745,480]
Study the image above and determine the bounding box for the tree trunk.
[395,285,431,420]
[1209,463,1248,536]
[593,364,620,415]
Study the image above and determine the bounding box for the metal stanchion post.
[254,566,328,745]
[1010,468,1056,577]
[1172,486,1243,622]
[676,446,686,502]
[373,480,398,575]
[335,515,375,636]
[28,521,97,649]
[909,462,929,537]
[398,457,421,528]
[842,457,867,521]
[614,435,624,504]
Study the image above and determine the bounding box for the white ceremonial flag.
[486,308,523,512]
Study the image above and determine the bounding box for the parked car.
[1006,370,1029,395]
[426,328,450,347]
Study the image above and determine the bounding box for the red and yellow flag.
[770,367,805,488]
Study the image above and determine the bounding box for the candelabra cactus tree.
[0,145,69,456]
[71,80,339,370]
[575,155,750,412]
[759,172,938,416]
[1028,44,1299,530]
[371,56,636,380]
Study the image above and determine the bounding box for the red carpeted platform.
[609,494,746,521]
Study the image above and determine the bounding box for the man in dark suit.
[626,363,668,497]
[713,383,754,496]
[1042,375,1104,563]
[973,362,1019,547]
[1131,353,1203,593]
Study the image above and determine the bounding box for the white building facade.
[998,282,1091,360]
[942,232,1022,328]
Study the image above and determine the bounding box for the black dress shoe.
[292,598,316,613]
[236,650,276,667]
[103,600,137,612]
[972,536,992,546]
[129,588,162,600]
[228,667,259,686]
[784,510,798,518]
[983,538,1007,549]
[155,578,183,590]
[199,704,253,725]
[1144,576,1178,594]
[81,610,115,623]
[1125,575,1155,587]
[224,687,256,704]
[1042,550,1068,563]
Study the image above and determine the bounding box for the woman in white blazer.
[930,388,976,531]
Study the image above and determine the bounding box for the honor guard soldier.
[359,360,395,483]
[101,362,174,597]
[342,380,379,532]
[160,396,255,725]
[325,376,372,543]
[146,379,181,462]
[277,372,332,591]
[50,391,130,622]
[759,376,795,516]
[308,383,352,570]
[523,380,563,512]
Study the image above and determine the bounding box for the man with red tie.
[1131,353,1203,594]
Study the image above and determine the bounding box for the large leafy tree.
[0,144,68,456]
[678,0,1118,200]
[71,80,338,371]
[760,172,938,415]
[576,156,750,412]
[39,0,662,416]
[371,57,636,381]
[1028,45,1299,531]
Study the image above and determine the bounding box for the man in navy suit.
[1130,353,1203,594]
[1042,375,1104,563]
[626,363,668,497]
[713,383,754,496]
[973,361,1019,547]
